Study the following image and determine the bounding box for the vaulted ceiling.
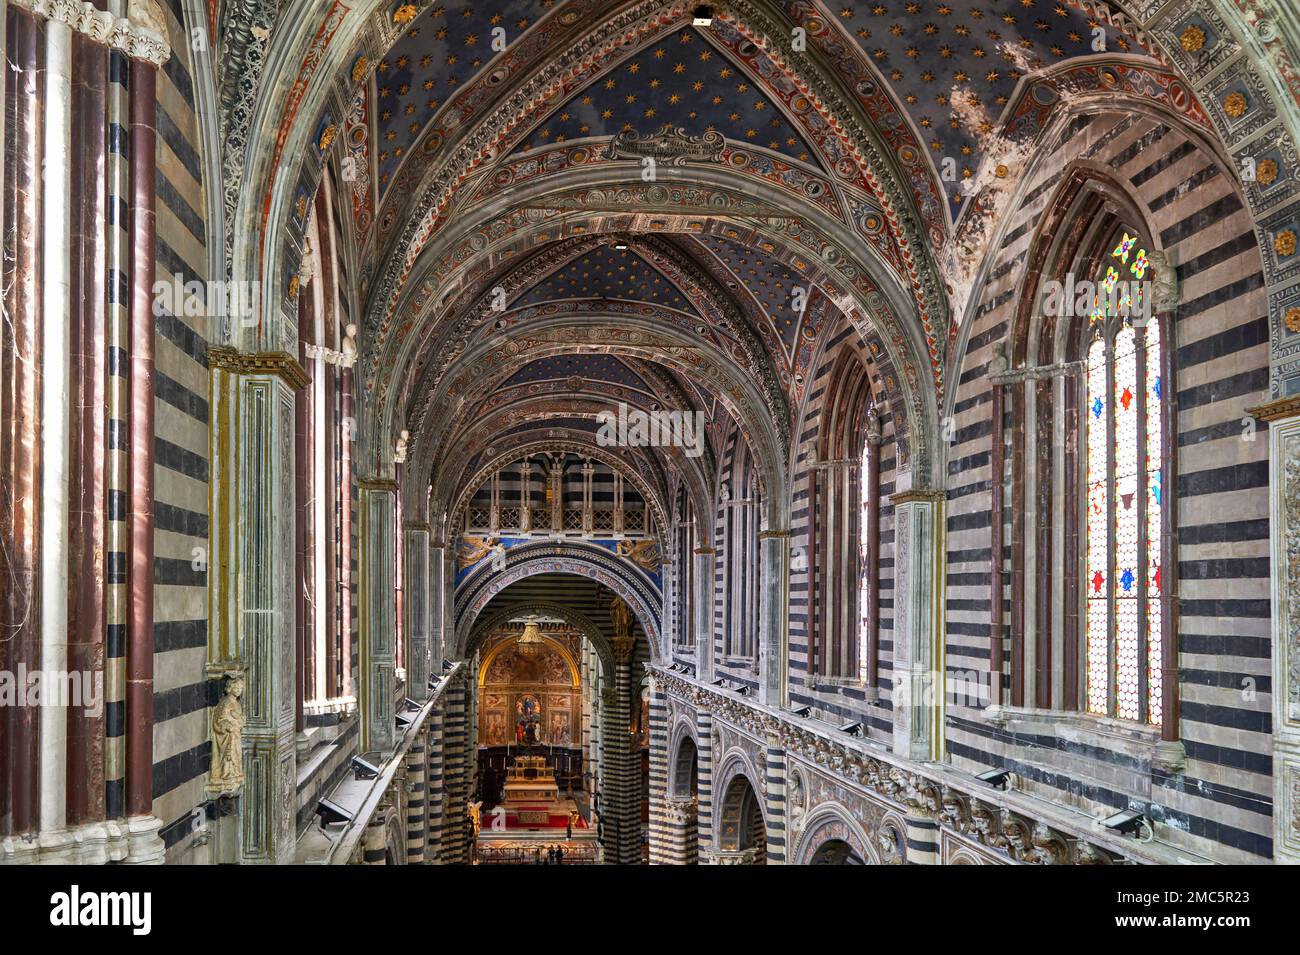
[224,0,1199,531]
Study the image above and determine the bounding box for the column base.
[122,814,166,865]
[1,822,129,864]
[68,821,114,865]
[36,828,77,864]
[1,835,40,864]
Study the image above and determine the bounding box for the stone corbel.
[1030,822,1068,865]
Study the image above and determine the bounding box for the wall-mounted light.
[316,799,353,826]
[692,5,714,26]
[1102,809,1152,839]
[977,768,1011,790]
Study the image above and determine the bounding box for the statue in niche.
[1146,250,1179,313]
[788,770,806,825]
[209,674,246,795]
[609,595,634,639]
[877,826,904,865]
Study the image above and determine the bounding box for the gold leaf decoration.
[318,123,337,152]
[1180,24,1205,52]
[393,4,417,24]
[1275,229,1297,257]
[1286,307,1300,334]
[1257,158,1279,185]
[351,56,368,83]
[1223,91,1248,118]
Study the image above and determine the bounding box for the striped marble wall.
[151,0,213,862]
[942,110,1273,862]
[786,315,898,743]
[710,424,760,689]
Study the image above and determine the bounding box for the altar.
[501,755,560,808]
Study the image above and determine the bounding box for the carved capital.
[610,634,636,665]
[14,0,170,65]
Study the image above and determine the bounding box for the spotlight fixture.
[838,721,863,737]
[403,697,421,711]
[442,659,455,671]
[1102,809,1151,838]
[977,768,1011,790]
[395,712,413,729]
[711,678,726,687]
[351,756,380,781]
[427,675,440,690]
[316,798,353,826]
[613,242,629,251]
[692,5,714,26]
[735,685,750,696]
[790,705,812,718]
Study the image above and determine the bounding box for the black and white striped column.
[404,730,428,864]
[440,678,469,864]
[904,813,939,865]
[763,734,786,864]
[661,796,698,864]
[695,711,715,864]
[425,703,445,863]
[600,638,639,864]
[363,798,387,865]
[646,679,671,864]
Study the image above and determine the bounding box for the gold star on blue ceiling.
[835,0,1133,213]
[513,28,821,166]
[512,247,699,314]
[374,1,558,187]
[698,236,806,353]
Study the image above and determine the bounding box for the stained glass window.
[1083,230,1164,725]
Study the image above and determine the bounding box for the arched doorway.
[662,733,699,865]
[461,577,649,865]
[716,772,766,864]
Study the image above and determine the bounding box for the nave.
[0,0,1296,869]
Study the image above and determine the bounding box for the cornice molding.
[208,346,310,390]
[648,665,1210,866]
[1246,395,1300,422]
[890,488,946,505]
[358,477,399,493]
